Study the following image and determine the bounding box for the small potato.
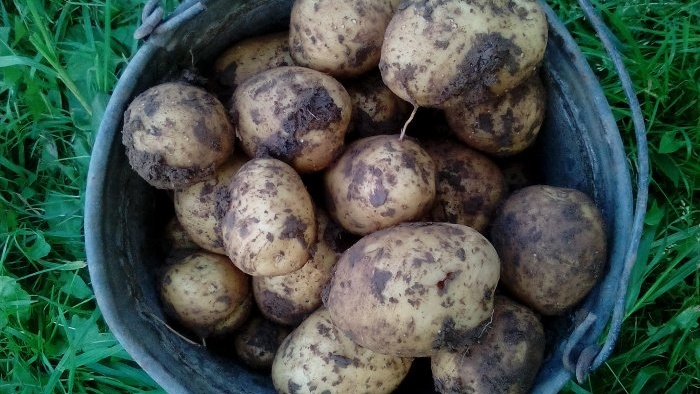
[214,32,295,91]
[326,223,500,357]
[174,155,248,254]
[272,307,413,394]
[161,216,200,254]
[445,74,546,156]
[122,82,234,189]
[160,251,252,338]
[234,316,290,370]
[222,158,317,277]
[233,66,352,173]
[490,185,607,315]
[346,72,412,139]
[289,0,398,78]
[423,140,507,233]
[431,296,545,394]
[380,0,547,108]
[253,210,344,325]
[324,135,436,235]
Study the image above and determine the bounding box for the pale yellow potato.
[379,0,547,108]
[445,74,546,156]
[324,135,436,235]
[122,82,234,189]
[160,251,252,338]
[173,155,248,254]
[233,66,351,173]
[233,316,290,370]
[431,296,545,394]
[253,210,344,325]
[289,0,397,78]
[221,158,316,276]
[272,308,413,394]
[326,222,500,357]
[214,31,295,90]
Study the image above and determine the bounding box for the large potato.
[324,135,436,235]
[253,210,344,325]
[233,66,352,173]
[160,251,252,338]
[379,0,547,108]
[326,223,500,357]
[122,82,234,189]
[222,158,316,277]
[490,185,607,315]
[272,307,413,394]
[431,296,545,394]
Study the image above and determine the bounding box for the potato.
[431,296,545,394]
[214,32,295,91]
[234,316,290,370]
[122,82,234,189]
[326,222,500,357]
[173,155,248,254]
[160,251,252,338]
[445,74,546,156]
[253,209,344,325]
[233,66,352,173]
[423,140,507,233]
[490,185,607,315]
[324,135,436,235]
[345,72,412,139]
[379,0,547,108]
[289,0,397,78]
[272,307,413,394]
[221,158,317,276]
[161,216,200,254]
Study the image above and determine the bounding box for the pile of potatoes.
[122,0,609,393]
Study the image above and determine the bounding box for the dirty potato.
[272,307,413,394]
[490,185,607,315]
[326,222,500,357]
[345,72,412,139]
[234,316,291,370]
[222,158,316,277]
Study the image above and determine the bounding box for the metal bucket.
[84,0,648,392]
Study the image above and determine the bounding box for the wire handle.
[133,0,206,41]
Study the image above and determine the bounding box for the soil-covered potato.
[222,158,317,277]
[345,72,412,139]
[326,222,500,357]
[379,0,548,108]
[423,140,507,232]
[233,66,352,173]
[289,0,398,78]
[161,217,200,255]
[214,32,295,91]
[234,316,290,370]
[431,296,545,394]
[122,82,235,190]
[490,185,607,315]
[173,155,248,254]
[253,210,345,326]
[324,135,436,235]
[160,251,252,338]
[272,307,413,394]
[445,74,546,156]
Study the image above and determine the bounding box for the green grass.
[0,0,698,393]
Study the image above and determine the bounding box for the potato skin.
[326,223,500,357]
[346,72,412,139]
[122,82,234,189]
[423,140,507,232]
[234,316,290,370]
[445,74,546,156]
[222,158,317,277]
[272,307,413,394]
[490,185,607,315]
[253,210,344,325]
[324,135,436,235]
[160,252,252,338]
[233,66,352,173]
[431,296,545,394]
[289,0,397,78]
[379,0,547,108]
